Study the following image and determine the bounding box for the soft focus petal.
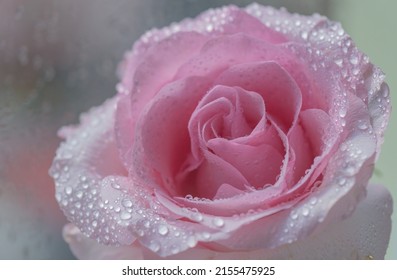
[66,183,392,259]
[63,224,143,260]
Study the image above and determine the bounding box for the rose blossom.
[50,4,392,259]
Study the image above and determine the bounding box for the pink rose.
[50,4,392,259]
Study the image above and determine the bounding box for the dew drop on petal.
[65,187,73,195]
[309,197,318,205]
[339,107,347,118]
[76,191,83,199]
[201,232,211,240]
[338,177,346,186]
[358,123,368,130]
[122,199,133,208]
[212,217,225,227]
[158,224,169,236]
[149,241,160,253]
[120,212,132,220]
[349,55,359,65]
[187,236,197,248]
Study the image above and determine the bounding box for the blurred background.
[0,0,395,259]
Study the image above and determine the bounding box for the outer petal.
[245,3,391,152]
[216,183,393,259]
[64,183,392,260]
[63,224,144,260]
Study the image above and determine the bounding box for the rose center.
[175,85,284,199]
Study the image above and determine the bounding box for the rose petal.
[115,32,208,170]
[215,62,302,132]
[207,138,283,189]
[215,184,393,259]
[131,76,212,195]
[63,223,143,260]
[66,184,392,260]
[184,150,250,199]
[49,97,137,246]
[175,33,300,82]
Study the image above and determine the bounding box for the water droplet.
[349,55,359,65]
[192,212,203,222]
[187,236,196,248]
[120,212,132,220]
[201,232,211,240]
[92,220,98,227]
[309,197,318,205]
[212,217,224,227]
[143,220,151,228]
[339,108,347,118]
[337,177,346,186]
[290,210,298,220]
[65,187,73,195]
[334,59,343,67]
[149,241,160,252]
[302,208,310,216]
[76,191,83,199]
[171,246,180,255]
[112,183,120,190]
[122,199,133,208]
[358,123,368,130]
[158,225,169,236]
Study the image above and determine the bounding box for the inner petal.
[214,61,302,133]
[207,138,284,189]
[179,85,280,198]
[133,76,212,195]
[189,85,266,146]
[179,150,250,199]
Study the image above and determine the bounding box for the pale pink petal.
[63,224,143,260]
[287,124,314,186]
[300,109,334,156]
[212,183,393,259]
[49,97,138,246]
[175,33,299,81]
[131,76,212,195]
[207,138,283,188]
[215,62,302,132]
[185,150,250,199]
[66,183,392,260]
[115,32,208,170]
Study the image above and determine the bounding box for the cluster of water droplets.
[49,96,228,256]
[133,5,236,58]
